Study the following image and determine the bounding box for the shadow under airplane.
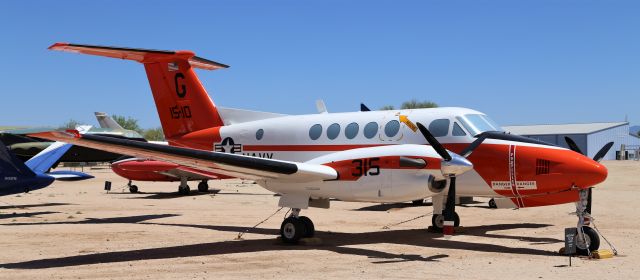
[0,214,561,269]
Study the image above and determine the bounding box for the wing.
[24,141,72,174]
[30,131,337,182]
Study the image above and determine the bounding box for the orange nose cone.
[575,159,608,187]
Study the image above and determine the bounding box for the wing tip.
[48,42,69,50]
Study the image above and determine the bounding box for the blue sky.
[1,0,638,129]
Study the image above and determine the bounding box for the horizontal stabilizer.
[49,43,229,70]
[48,170,94,181]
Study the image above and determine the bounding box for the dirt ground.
[0,160,637,279]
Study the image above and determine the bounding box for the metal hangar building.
[503,122,640,160]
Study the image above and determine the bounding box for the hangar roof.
[503,122,628,135]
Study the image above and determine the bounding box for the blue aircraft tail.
[0,140,36,178]
[0,140,55,196]
[25,142,72,173]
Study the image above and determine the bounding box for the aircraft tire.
[576,226,600,256]
[488,198,497,209]
[299,216,315,238]
[431,212,460,231]
[178,185,190,195]
[280,217,305,244]
[129,185,138,193]
[197,181,209,192]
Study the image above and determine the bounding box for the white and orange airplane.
[32,43,611,254]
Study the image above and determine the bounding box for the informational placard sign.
[564,228,577,255]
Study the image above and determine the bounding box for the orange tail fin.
[49,43,227,149]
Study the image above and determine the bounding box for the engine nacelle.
[263,145,445,203]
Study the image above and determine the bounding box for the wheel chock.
[592,250,614,259]
[427,226,466,234]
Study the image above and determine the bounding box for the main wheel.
[298,216,315,238]
[129,185,139,193]
[431,212,460,231]
[280,217,305,244]
[198,181,209,192]
[576,226,600,256]
[488,198,497,209]
[178,185,190,195]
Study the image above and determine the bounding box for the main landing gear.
[574,188,600,256]
[280,208,315,244]
[197,180,209,192]
[175,176,190,195]
[128,180,138,193]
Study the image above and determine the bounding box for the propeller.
[564,137,583,155]
[416,122,473,239]
[564,137,614,215]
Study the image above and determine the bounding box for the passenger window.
[452,123,466,136]
[428,119,450,137]
[256,129,264,140]
[385,120,400,137]
[309,124,322,140]
[327,123,341,140]
[345,122,359,139]
[363,122,378,139]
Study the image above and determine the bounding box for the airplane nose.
[574,158,608,187]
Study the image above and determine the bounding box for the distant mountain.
[631,125,640,136]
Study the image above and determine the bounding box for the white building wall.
[588,124,640,160]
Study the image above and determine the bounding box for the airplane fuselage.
[185,107,607,207]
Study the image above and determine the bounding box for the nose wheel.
[431,212,460,231]
[279,208,315,244]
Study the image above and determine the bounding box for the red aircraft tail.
[49,43,228,148]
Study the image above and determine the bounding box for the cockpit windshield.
[456,114,503,136]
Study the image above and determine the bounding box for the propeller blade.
[360,103,371,112]
[564,137,584,155]
[460,134,488,158]
[593,142,614,162]
[416,122,452,161]
[443,176,457,239]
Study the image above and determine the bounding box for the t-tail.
[49,43,229,150]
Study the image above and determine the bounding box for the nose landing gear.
[574,188,600,256]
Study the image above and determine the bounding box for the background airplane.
[0,140,93,196]
[0,113,148,163]
[101,109,282,194]
[36,43,610,256]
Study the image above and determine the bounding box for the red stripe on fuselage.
[243,144,387,152]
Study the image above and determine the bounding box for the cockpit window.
[452,122,466,136]
[456,114,503,136]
